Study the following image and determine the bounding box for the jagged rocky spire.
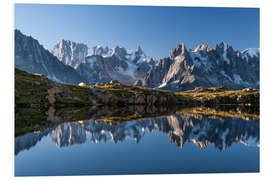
[170,42,189,59]
[141,41,259,91]
[194,42,209,52]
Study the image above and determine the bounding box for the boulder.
[147,95,158,105]
[159,96,167,105]
[110,80,119,84]
[134,95,146,104]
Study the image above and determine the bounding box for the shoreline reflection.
[15,111,259,155]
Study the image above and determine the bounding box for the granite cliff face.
[52,40,156,85]
[139,42,259,91]
[15,30,259,91]
[15,30,83,84]
[51,40,88,69]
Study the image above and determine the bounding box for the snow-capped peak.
[241,48,259,58]
[194,42,209,52]
[88,45,112,57]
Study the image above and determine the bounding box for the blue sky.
[15,4,259,59]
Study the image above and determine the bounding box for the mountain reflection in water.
[15,109,259,155]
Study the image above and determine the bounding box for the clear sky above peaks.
[15,4,259,59]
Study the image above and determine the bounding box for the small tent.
[78,82,87,87]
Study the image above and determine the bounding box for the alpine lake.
[14,105,259,176]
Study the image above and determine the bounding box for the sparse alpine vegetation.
[15,68,259,107]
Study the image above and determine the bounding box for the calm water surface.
[15,111,259,176]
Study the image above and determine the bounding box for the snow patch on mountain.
[141,41,259,91]
[190,51,212,72]
[221,42,230,64]
[242,48,260,61]
[52,39,155,84]
[158,82,168,88]
[240,136,259,147]
[118,61,138,80]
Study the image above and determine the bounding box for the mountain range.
[52,39,156,84]
[15,30,260,91]
[138,42,259,91]
[15,30,83,84]
[15,113,259,155]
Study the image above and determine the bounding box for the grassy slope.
[176,88,259,106]
[15,68,259,106]
[15,68,97,106]
[15,68,51,104]
[15,68,180,106]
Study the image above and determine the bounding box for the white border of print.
[1,0,269,180]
